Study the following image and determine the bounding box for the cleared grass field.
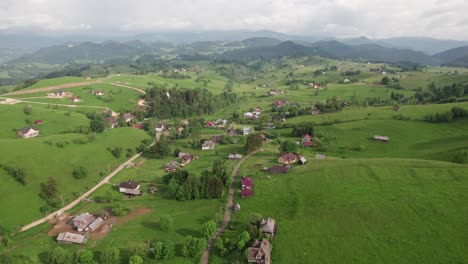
[211,157,468,264]
[24,77,88,90]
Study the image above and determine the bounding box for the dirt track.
[200,149,260,264]
[5,80,103,95]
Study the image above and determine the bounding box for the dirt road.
[109,82,146,94]
[200,149,260,264]
[19,152,143,232]
[5,80,102,96]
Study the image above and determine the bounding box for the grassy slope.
[0,108,150,230]
[211,157,468,264]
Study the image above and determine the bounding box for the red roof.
[303,134,311,140]
[206,121,215,127]
[303,141,313,146]
[241,176,253,188]
[34,120,43,124]
[241,189,253,197]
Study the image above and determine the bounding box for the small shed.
[373,135,389,142]
[234,203,241,212]
[298,156,307,165]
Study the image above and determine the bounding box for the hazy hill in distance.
[340,36,468,55]
[432,46,468,64]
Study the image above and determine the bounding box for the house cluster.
[56,212,105,244]
[273,99,288,108]
[119,180,141,196]
[17,126,40,138]
[206,119,228,129]
[266,152,307,174]
[244,107,261,120]
[246,218,276,264]
[48,90,69,98]
[165,152,198,172]
[269,89,287,96]
[202,140,216,150]
[105,112,134,128]
[241,176,253,198]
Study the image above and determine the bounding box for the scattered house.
[212,135,222,144]
[301,134,313,147]
[57,232,87,244]
[123,113,134,123]
[54,90,65,96]
[34,119,43,125]
[149,182,158,195]
[312,108,321,115]
[17,127,40,138]
[269,89,278,96]
[70,96,81,102]
[309,82,321,89]
[254,107,262,115]
[343,78,351,84]
[373,135,389,142]
[206,120,215,128]
[273,116,286,122]
[179,154,197,166]
[273,99,288,108]
[103,109,119,117]
[215,119,228,126]
[315,153,327,159]
[298,156,307,165]
[72,213,96,232]
[243,127,252,135]
[94,91,105,96]
[244,112,254,119]
[181,119,190,125]
[165,161,180,172]
[202,140,216,150]
[247,239,271,264]
[278,153,299,164]
[241,176,253,198]
[155,124,164,132]
[265,123,275,129]
[234,203,241,212]
[119,180,141,196]
[259,133,266,141]
[260,218,276,238]
[105,117,118,128]
[268,165,291,174]
[228,154,243,160]
[176,126,184,135]
[85,217,103,232]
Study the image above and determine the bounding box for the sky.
[1,0,468,40]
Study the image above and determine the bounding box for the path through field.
[200,149,260,264]
[0,97,111,110]
[109,82,146,94]
[5,80,102,95]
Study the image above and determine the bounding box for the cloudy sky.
[1,0,468,40]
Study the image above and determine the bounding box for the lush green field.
[0,122,150,230]
[211,156,468,264]
[10,83,143,112]
[25,77,88,90]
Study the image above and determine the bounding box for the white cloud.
[0,0,467,40]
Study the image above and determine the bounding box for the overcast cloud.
[1,0,467,40]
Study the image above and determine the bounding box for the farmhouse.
[228,154,243,160]
[212,135,221,144]
[72,213,95,232]
[273,99,288,108]
[247,239,271,264]
[85,217,103,232]
[374,135,390,142]
[105,117,118,128]
[165,161,180,172]
[260,218,276,238]
[268,165,291,174]
[57,232,87,244]
[301,134,313,147]
[243,127,252,135]
[298,156,307,165]
[278,153,299,164]
[17,127,40,138]
[54,90,65,96]
[94,91,105,96]
[202,140,216,150]
[265,123,275,129]
[123,113,134,123]
[70,96,81,102]
[269,88,279,95]
[155,124,164,132]
[119,180,141,195]
[206,120,215,128]
[241,176,254,198]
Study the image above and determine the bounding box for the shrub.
[72,166,88,179]
[160,215,174,231]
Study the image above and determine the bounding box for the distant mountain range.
[4,32,468,68]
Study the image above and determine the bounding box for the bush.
[453,150,468,164]
[72,166,88,179]
[160,215,174,231]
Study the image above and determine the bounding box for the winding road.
[200,149,260,264]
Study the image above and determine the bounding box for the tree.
[23,106,32,115]
[381,76,390,85]
[72,166,88,179]
[160,215,174,231]
[202,220,217,239]
[100,247,120,264]
[153,241,164,259]
[89,119,106,133]
[244,133,263,154]
[128,255,143,264]
[161,240,174,259]
[167,178,179,199]
[128,241,148,259]
[40,177,58,199]
[74,250,94,264]
[279,140,298,153]
[148,137,171,158]
[215,237,224,251]
[48,246,72,264]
